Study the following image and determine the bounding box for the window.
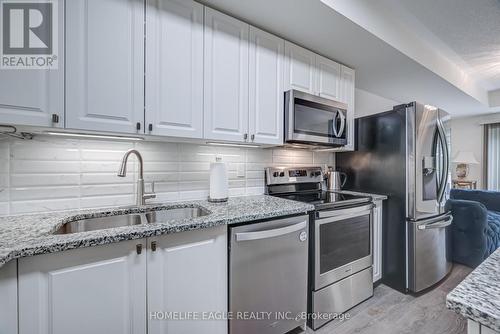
[485,123,500,190]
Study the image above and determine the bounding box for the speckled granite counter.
[0,195,314,269]
[447,248,500,332]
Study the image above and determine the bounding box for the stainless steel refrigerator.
[336,102,452,293]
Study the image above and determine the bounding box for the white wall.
[450,112,500,190]
[0,137,333,216]
[450,116,484,189]
[354,88,400,118]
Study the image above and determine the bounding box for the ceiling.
[199,0,500,116]
[382,0,500,91]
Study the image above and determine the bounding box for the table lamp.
[453,151,479,179]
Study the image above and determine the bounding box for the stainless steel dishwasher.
[229,215,309,334]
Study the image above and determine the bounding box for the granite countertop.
[0,195,314,269]
[447,248,500,332]
[336,190,388,201]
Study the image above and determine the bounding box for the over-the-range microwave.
[284,90,348,147]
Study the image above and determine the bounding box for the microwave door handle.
[331,111,345,138]
[337,111,346,138]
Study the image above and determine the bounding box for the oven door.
[314,204,374,290]
[285,90,348,146]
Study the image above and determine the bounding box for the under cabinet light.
[206,141,260,148]
[45,131,145,141]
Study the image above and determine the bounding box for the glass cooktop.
[275,191,371,210]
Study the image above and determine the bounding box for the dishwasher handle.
[235,221,307,242]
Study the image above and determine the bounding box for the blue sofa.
[445,189,500,268]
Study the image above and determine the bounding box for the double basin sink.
[55,206,210,235]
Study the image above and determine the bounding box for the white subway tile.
[0,202,8,216]
[80,184,134,197]
[11,160,80,174]
[80,195,135,209]
[10,186,80,200]
[10,174,80,187]
[10,198,81,214]
[81,173,134,185]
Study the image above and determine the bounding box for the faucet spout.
[117,149,144,178]
[117,149,154,206]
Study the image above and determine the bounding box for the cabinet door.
[0,261,18,334]
[340,65,355,151]
[284,41,316,94]
[145,0,203,138]
[204,8,249,142]
[373,200,383,282]
[248,27,284,145]
[18,240,147,334]
[316,55,341,100]
[66,0,144,134]
[148,226,227,334]
[0,2,64,128]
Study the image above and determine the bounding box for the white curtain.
[487,124,500,190]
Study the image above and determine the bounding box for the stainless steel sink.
[145,207,210,224]
[54,206,210,234]
[54,214,147,234]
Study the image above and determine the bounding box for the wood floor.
[307,264,472,334]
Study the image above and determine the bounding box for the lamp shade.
[452,151,479,164]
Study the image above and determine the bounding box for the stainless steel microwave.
[284,90,348,147]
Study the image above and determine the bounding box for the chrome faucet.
[118,149,156,206]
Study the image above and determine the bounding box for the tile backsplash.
[0,136,334,216]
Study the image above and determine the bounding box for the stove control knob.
[272,171,279,177]
[279,172,285,177]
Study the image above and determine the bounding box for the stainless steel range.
[265,166,375,330]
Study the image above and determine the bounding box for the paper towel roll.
[209,156,228,202]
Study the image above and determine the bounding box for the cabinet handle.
[243,133,248,141]
[148,124,153,132]
[251,134,255,142]
[52,114,59,124]
[136,244,143,255]
[151,241,157,252]
[136,122,141,130]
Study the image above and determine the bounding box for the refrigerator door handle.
[417,215,453,230]
[436,117,449,203]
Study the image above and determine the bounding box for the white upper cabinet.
[145,0,204,138]
[147,226,227,334]
[18,240,147,334]
[65,0,144,134]
[340,65,355,151]
[249,27,285,145]
[316,54,341,100]
[204,7,249,142]
[0,2,64,128]
[284,42,316,95]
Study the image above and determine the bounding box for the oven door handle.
[235,221,307,242]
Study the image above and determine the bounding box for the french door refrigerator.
[336,102,452,293]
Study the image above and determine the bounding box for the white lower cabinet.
[16,226,227,334]
[0,261,18,334]
[147,225,227,334]
[18,239,147,334]
[373,200,383,282]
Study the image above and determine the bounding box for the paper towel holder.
[208,156,229,203]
